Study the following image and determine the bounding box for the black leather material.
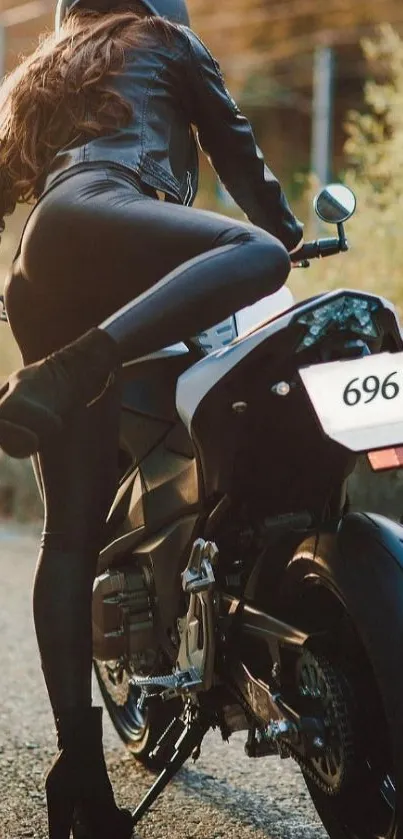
[6,168,291,366]
[46,25,303,251]
[31,379,121,712]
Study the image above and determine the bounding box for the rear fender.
[316,513,403,738]
[337,511,403,572]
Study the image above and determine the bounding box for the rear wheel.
[94,659,179,771]
[275,537,402,839]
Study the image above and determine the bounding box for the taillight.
[368,447,403,471]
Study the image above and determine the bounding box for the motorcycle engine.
[92,564,158,675]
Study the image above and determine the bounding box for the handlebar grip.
[291,237,342,263]
[294,242,321,260]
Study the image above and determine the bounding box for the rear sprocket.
[293,649,355,796]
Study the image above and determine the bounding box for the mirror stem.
[337,222,348,252]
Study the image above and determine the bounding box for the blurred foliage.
[289,24,403,314]
[189,1,403,86]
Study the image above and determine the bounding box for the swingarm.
[128,541,327,827]
[221,596,327,759]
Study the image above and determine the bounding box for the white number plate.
[299,351,403,452]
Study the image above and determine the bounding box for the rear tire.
[274,528,403,839]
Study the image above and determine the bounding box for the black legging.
[4,165,290,713]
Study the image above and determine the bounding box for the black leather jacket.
[47,25,303,251]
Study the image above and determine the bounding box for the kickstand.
[132,705,209,825]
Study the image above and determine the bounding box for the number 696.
[343,372,399,406]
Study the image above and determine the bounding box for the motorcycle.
[8,182,403,839]
[92,183,403,839]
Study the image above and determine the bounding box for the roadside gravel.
[0,524,328,839]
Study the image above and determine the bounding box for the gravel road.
[0,524,328,839]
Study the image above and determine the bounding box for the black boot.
[45,706,135,839]
[0,328,120,458]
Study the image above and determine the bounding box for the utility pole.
[0,23,5,80]
[311,44,335,186]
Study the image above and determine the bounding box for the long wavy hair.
[0,5,172,230]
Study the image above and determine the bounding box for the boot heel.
[50,707,136,839]
[46,785,75,839]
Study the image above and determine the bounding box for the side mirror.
[314,184,356,224]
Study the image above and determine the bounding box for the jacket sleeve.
[181,29,303,251]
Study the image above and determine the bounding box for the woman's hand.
[289,236,304,255]
[289,236,305,266]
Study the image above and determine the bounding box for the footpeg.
[130,539,218,699]
[131,669,201,694]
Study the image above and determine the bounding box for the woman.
[0,0,303,836]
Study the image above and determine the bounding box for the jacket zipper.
[184,171,193,206]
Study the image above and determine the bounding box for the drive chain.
[237,650,355,797]
[279,651,355,796]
